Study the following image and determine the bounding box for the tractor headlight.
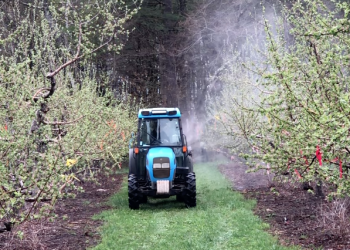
[162,163,170,169]
[153,163,162,169]
[153,163,169,168]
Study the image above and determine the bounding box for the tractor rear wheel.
[128,174,140,209]
[184,172,196,208]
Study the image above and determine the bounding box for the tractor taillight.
[182,146,187,153]
[134,148,139,154]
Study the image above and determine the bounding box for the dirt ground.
[218,159,350,250]
[1,159,350,250]
[0,170,125,250]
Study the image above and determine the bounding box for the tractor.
[128,107,196,209]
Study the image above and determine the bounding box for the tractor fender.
[129,148,137,175]
[146,147,176,182]
[186,155,194,173]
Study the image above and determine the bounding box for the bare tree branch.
[46,24,115,79]
[19,1,43,9]
[42,116,84,125]
[32,88,51,100]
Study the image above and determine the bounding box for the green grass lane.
[91,163,299,250]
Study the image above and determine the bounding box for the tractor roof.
[138,107,181,119]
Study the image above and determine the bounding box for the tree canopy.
[207,0,350,197]
[0,0,139,224]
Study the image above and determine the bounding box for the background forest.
[1,0,350,241]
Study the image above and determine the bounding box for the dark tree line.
[112,0,275,122]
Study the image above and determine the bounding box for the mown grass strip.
[91,163,299,250]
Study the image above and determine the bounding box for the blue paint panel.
[146,147,176,182]
[138,107,181,119]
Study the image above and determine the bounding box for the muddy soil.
[219,160,350,250]
[0,170,125,250]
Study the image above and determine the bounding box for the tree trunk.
[160,0,179,107]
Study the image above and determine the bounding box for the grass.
[91,163,299,250]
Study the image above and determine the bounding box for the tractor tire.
[128,174,140,209]
[184,172,196,208]
[139,194,148,204]
[176,194,184,202]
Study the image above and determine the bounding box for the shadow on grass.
[109,192,191,210]
[139,197,188,210]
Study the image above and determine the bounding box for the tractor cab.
[128,108,196,209]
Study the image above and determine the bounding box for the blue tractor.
[128,107,196,209]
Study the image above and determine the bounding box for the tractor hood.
[146,147,176,182]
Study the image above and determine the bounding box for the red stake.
[294,169,302,179]
[316,146,322,166]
